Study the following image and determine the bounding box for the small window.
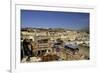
[38,51,40,55]
[48,50,51,52]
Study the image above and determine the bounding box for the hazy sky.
[21,10,89,30]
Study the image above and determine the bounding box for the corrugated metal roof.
[65,44,78,49]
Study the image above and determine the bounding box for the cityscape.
[21,10,90,62]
